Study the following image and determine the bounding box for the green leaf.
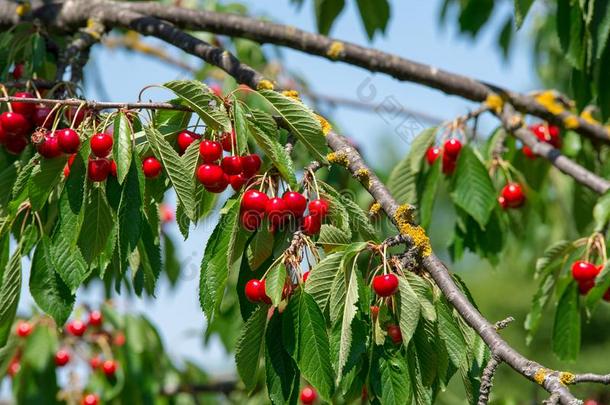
[405,272,436,322]
[535,240,575,279]
[145,126,196,221]
[117,158,143,270]
[232,96,250,155]
[514,0,535,28]
[450,147,496,228]
[259,90,328,162]
[112,113,133,184]
[318,224,351,248]
[319,182,376,240]
[397,277,420,346]
[283,291,334,400]
[78,187,114,264]
[585,262,610,312]
[266,313,300,405]
[163,80,231,131]
[236,306,267,391]
[336,266,358,382]
[437,299,467,369]
[356,0,390,39]
[30,238,74,326]
[315,0,346,35]
[0,163,17,209]
[593,191,610,231]
[0,248,21,347]
[28,156,68,211]
[552,283,581,361]
[370,346,412,404]
[138,220,162,296]
[248,227,274,270]
[266,263,287,306]
[51,237,89,293]
[525,272,557,345]
[22,325,55,371]
[419,159,441,228]
[305,252,343,312]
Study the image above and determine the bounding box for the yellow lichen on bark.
[534,91,565,115]
[326,41,345,59]
[355,168,370,187]
[369,202,381,216]
[316,114,332,135]
[559,372,575,385]
[256,80,275,90]
[393,205,431,257]
[485,93,504,114]
[327,152,349,166]
[281,90,301,101]
[563,115,579,129]
[534,368,549,385]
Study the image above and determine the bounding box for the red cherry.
[220,130,237,152]
[56,128,80,154]
[142,156,163,178]
[54,349,70,367]
[241,190,269,213]
[90,133,113,157]
[370,305,380,318]
[441,153,456,175]
[4,136,28,155]
[522,145,537,159]
[282,191,307,217]
[177,130,200,154]
[110,160,117,177]
[88,158,111,182]
[302,214,321,236]
[308,199,329,219]
[12,63,24,80]
[81,394,99,405]
[199,139,223,163]
[210,83,223,97]
[497,196,508,209]
[0,112,30,135]
[204,173,229,193]
[241,154,262,177]
[34,106,55,129]
[302,271,310,282]
[0,123,7,145]
[102,360,117,376]
[160,204,175,223]
[241,210,263,231]
[196,164,224,187]
[16,321,33,337]
[114,332,126,346]
[443,138,462,158]
[7,357,20,377]
[67,320,87,337]
[229,173,247,191]
[571,261,601,282]
[221,155,243,175]
[245,279,264,302]
[266,197,289,228]
[425,147,441,165]
[583,400,599,405]
[37,132,62,158]
[65,107,91,127]
[603,288,610,302]
[578,279,595,295]
[372,274,399,297]
[387,324,402,344]
[88,310,103,327]
[300,386,318,404]
[500,183,525,208]
[89,356,102,369]
[11,92,36,117]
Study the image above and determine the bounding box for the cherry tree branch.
[0,96,190,111]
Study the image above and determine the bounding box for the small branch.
[0,96,190,111]
[572,373,610,385]
[162,380,237,396]
[494,316,515,331]
[477,355,501,405]
[543,393,561,405]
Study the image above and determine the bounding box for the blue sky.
[13,0,541,377]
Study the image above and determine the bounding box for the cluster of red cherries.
[178,129,262,193]
[523,123,561,158]
[370,273,403,344]
[8,310,123,405]
[572,260,610,298]
[425,138,462,175]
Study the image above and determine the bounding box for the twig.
[0,96,190,111]
[477,355,501,405]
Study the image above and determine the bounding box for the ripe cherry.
[110,160,117,177]
[229,173,247,191]
[114,332,126,346]
[56,128,80,154]
[37,132,62,158]
[302,271,310,282]
[196,164,224,187]
[308,199,329,219]
[266,197,289,228]
[387,324,403,344]
[604,288,610,302]
[0,111,30,135]
[370,305,380,318]
[522,145,536,159]
[210,83,223,97]
[245,279,264,302]
[4,136,28,155]
[142,156,163,178]
[11,92,36,117]
[7,357,20,377]
[578,279,595,295]
[90,356,102,369]
[372,274,399,297]
[241,210,263,231]
[300,386,318,404]
[177,130,200,154]
[302,214,321,236]
[497,196,508,209]
[500,183,525,208]
[12,63,24,80]
[88,310,103,327]
[160,204,175,223]
[0,123,7,145]
[441,153,456,175]
[242,190,269,213]
[54,349,70,367]
[426,146,441,165]
[241,154,262,177]
[16,321,33,337]
[443,138,462,158]
[90,133,113,157]
[204,173,229,193]
[67,320,87,337]
[88,158,111,182]
[65,107,90,127]
[220,130,237,152]
[81,394,100,405]
[283,191,307,217]
[102,359,118,377]
[221,155,243,175]
[199,139,223,163]
[33,106,55,129]
[571,261,601,282]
